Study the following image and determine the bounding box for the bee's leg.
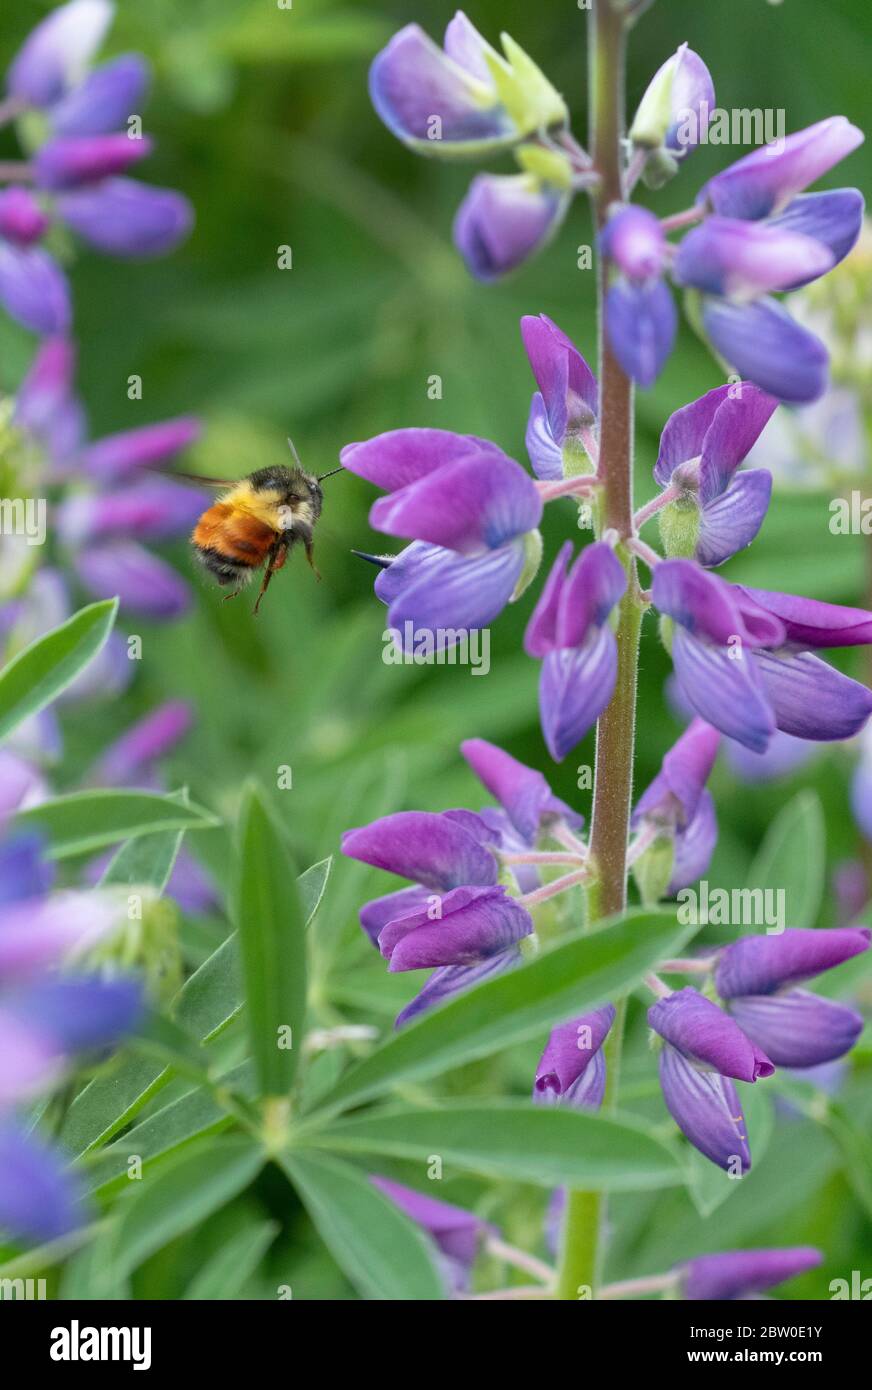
[253,542,288,615]
[298,525,321,581]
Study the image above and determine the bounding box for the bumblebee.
[166,442,342,613]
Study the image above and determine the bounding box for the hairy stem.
[556,0,641,1303]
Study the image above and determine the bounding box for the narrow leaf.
[279,1151,444,1300]
[0,599,117,743]
[15,789,218,859]
[182,1220,278,1300]
[308,1102,683,1190]
[744,790,825,931]
[235,784,306,1097]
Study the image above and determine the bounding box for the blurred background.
[1,0,871,1298]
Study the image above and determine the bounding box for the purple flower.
[0,188,71,335]
[700,117,864,221]
[6,0,113,109]
[0,976,143,1105]
[49,54,151,137]
[74,540,192,619]
[88,699,193,787]
[681,1247,822,1301]
[524,541,627,761]
[0,1123,85,1243]
[34,133,153,191]
[57,476,205,546]
[377,884,532,972]
[342,802,529,1025]
[653,559,872,752]
[341,429,542,648]
[604,278,677,389]
[674,216,835,302]
[600,206,668,281]
[371,1175,494,1293]
[454,172,570,283]
[460,737,582,843]
[650,987,773,1171]
[0,753,49,823]
[0,889,124,981]
[343,810,499,895]
[632,719,720,893]
[369,14,565,156]
[55,177,193,259]
[683,119,865,402]
[651,382,778,567]
[533,1005,615,1109]
[714,927,870,1068]
[521,314,598,480]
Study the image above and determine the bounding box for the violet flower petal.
[521,313,598,445]
[649,986,774,1081]
[49,53,151,136]
[768,189,864,287]
[701,295,829,404]
[674,217,834,300]
[670,790,718,893]
[342,428,503,493]
[6,0,112,107]
[35,133,153,191]
[658,1044,751,1172]
[382,538,526,641]
[454,174,570,282]
[670,626,776,753]
[726,991,864,1069]
[605,278,677,388]
[378,884,531,970]
[460,736,582,841]
[696,470,773,567]
[525,391,564,480]
[369,450,541,553]
[533,1005,616,1097]
[395,947,521,1027]
[735,586,872,648]
[342,811,498,892]
[753,649,872,742]
[74,540,191,619]
[524,541,573,658]
[683,1247,822,1300]
[539,627,618,762]
[701,117,864,220]
[57,177,193,258]
[0,242,71,335]
[80,416,200,481]
[0,1123,86,1243]
[715,926,871,998]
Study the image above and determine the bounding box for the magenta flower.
[534,1006,615,1109]
[714,927,870,1068]
[651,382,778,567]
[524,541,627,761]
[653,559,872,752]
[521,314,598,480]
[650,986,774,1171]
[0,188,70,335]
[342,429,542,648]
[460,737,582,844]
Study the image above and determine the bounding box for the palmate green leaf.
[315,908,698,1115]
[97,1135,265,1289]
[14,790,219,859]
[744,789,825,931]
[306,1102,683,1191]
[0,598,117,743]
[235,784,307,1097]
[279,1151,444,1301]
[61,859,330,1157]
[181,1219,278,1300]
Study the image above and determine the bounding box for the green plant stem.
[556,0,642,1303]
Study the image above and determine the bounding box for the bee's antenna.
[317,466,345,482]
[351,549,395,570]
[286,436,303,469]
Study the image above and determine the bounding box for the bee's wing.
[146,465,236,490]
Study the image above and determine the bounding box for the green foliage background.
[1,0,870,1300]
